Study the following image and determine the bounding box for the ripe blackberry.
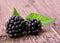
[25,19,42,35]
[5,16,25,38]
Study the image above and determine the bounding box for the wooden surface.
[0,0,60,43]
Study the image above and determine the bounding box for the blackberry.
[5,16,25,38]
[25,19,42,35]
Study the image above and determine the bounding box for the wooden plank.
[0,25,60,43]
[0,0,60,43]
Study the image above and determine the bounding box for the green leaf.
[13,8,19,16]
[25,13,55,25]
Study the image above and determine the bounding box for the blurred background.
[0,0,60,43]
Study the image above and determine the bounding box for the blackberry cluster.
[25,19,42,35]
[5,16,25,38]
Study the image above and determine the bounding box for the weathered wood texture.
[0,0,60,43]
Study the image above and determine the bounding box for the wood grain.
[0,0,60,43]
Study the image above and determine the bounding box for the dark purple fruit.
[25,19,42,35]
[5,16,25,38]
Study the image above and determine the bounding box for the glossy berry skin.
[25,19,42,35]
[5,16,25,38]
